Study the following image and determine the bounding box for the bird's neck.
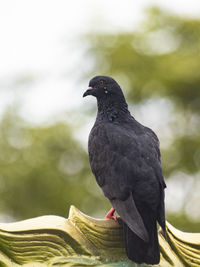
[96,98,131,122]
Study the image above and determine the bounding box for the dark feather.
[84,76,166,265]
[111,194,149,242]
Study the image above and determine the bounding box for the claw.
[105,208,117,221]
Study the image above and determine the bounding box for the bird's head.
[83,76,124,101]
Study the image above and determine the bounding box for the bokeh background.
[0,0,200,232]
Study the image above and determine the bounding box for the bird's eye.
[98,80,104,86]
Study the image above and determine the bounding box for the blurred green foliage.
[0,110,110,220]
[0,7,199,233]
[85,7,200,231]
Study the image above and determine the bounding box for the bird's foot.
[105,208,117,221]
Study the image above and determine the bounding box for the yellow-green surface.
[0,206,199,266]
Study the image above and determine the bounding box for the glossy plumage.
[83,76,166,264]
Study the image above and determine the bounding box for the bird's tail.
[123,221,160,265]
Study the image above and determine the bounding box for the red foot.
[105,208,117,221]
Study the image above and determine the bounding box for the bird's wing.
[111,193,149,242]
[89,122,165,239]
[144,126,166,232]
[144,126,166,188]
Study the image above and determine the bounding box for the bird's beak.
[83,87,94,97]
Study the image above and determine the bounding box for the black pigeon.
[83,76,166,265]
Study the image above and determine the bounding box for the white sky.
[1,0,200,219]
[0,0,200,123]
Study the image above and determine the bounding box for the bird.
[83,75,166,265]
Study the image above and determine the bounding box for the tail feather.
[123,221,160,265]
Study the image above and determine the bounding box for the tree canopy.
[0,7,199,232]
[84,7,200,231]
